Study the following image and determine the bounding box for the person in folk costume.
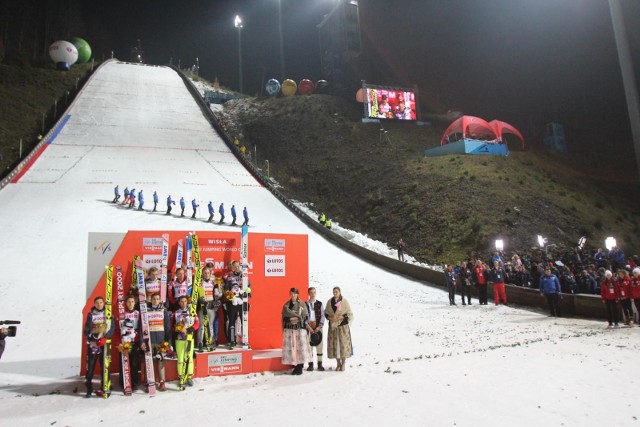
[83,296,116,397]
[324,286,354,371]
[281,288,312,375]
[306,287,325,371]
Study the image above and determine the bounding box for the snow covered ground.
[0,61,638,426]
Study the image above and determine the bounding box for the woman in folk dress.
[325,287,354,371]
[281,288,312,375]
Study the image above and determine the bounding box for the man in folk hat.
[306,287,325,371]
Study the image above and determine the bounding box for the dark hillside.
[221,95,640,264]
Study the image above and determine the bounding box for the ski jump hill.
[0,60,636,426]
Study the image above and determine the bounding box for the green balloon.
[71,37,92,64]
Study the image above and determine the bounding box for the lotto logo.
[265,255,285,276]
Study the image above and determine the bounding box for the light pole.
[234,15,243,93]
[609,0,640,180]
[277,0,285,80]
[265,159,270,178]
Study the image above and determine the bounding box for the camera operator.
[0,327,7,360]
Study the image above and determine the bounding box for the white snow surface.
[0,61,638,426]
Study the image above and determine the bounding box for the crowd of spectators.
[452,245,636,296]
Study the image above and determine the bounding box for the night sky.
[83,0,640,155]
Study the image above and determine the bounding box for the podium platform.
[160,347,288,381]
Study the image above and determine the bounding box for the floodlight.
[495,239,504,251]
[605,237,617,251]
[537,235,545,247]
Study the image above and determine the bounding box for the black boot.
[317,362,325,371]
[85,386,93,398]
[307,362,314,371]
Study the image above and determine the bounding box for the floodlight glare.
[495,239,504,251]
[578,236,586,249]
[537,235,545,247]
[605,237,617,251]
[234,15,243,28]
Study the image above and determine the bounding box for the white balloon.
[49,40,79,66]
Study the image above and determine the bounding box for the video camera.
[0,320,20,337]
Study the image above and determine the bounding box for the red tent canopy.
[489,120,525,149]
[440,115,497,145]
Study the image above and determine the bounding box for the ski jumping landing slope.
[0,61,637,426]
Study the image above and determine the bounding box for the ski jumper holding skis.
[197,268,221,349]
[224,261,244,345]
[84,296,115,396]
[281,288,312,375]
[168,268,189,311]
[146,293,172,391]
[145,267,162,303]
[118,296,142,389]
[306,287,325,371]
[173,296,199,387]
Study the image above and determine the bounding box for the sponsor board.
[264,239,285,252]
[143,237,164,252]
[142,254,162,269]
[265,255,285,277]
[208,353,242,375]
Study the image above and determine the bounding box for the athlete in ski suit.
[84,296,116,397]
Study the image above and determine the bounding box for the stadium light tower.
[234,15,244,93]
[277,0,285,80]
[609,0,640,180]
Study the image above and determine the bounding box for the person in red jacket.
[601,270,619,327]
[617,269,633,325]
[631,268,640,325]
[473,260,488,305]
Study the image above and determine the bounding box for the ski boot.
[317,362,325,371]
[307,362,314,372]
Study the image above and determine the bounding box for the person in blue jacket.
[137,190,144,211]
[242,207,249,226]
[153,191,159,212]
[207,202,214,222]
[166,195,175,215]
[231,205,237,226]
[123,187,130,205]
[218,203,225,224]
[539,266,561,317]
[191,199,199,219]
[113,185,120,203]
[128,188,136,209]
[180,197,186,217]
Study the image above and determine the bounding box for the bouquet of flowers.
[118,342,133,354]
[175,322,187,340]
[224,290,235,302]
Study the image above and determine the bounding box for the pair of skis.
[180,233,201,390]
[102,265,114,398]
[116,264,133,396]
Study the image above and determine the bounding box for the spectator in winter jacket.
[445,265,457,305]
[397,238,406,262]
[576,270,596,294]
[491,261,508,305]
[539,267,561,317]
[631,268,640,324]
[180,197,186,217]
[207,202,214,222]
[458,261,472,305]
[113,185,120,203]
[594,248,607,269]
[473,260,488,305]
[166,195,175,215]
[191,199,199,219]
[153,191,159,212]
[601,270,619,327]
[609,247,625,272]
[616,269,633,325]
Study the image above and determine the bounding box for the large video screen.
[366,88,417,121]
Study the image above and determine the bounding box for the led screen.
[366,88,417,121]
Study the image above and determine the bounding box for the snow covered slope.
[0,61,637,426]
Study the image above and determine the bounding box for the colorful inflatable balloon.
[49,40,78,71]
[265,79,281,96]
[281,79,297,96]
[298,79,315,95]
[315,79,329,94]
[71,37,92,64]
